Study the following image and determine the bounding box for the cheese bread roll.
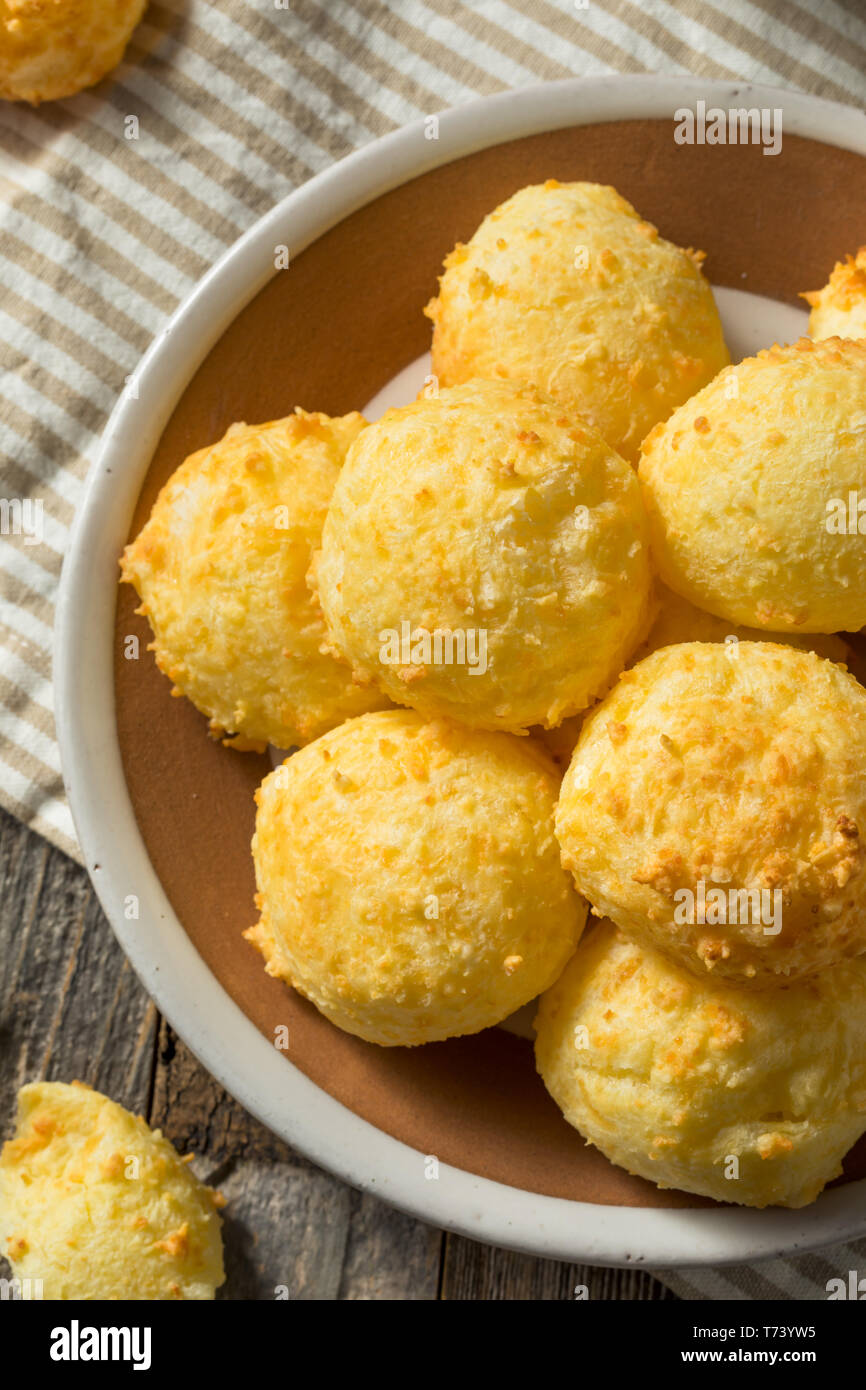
[0,1082,224,1299]
[639,338,866,634]
[556,642,866,986]
[425,180,729,462]
[314,379,652,733]
[535,922,866,1209]
[121,411,388,752]
[0,0,145,103]
[804,248,866,342]
[247,709,586,1046]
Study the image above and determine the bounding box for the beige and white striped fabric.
[1,0,864,1298]
[655,1237,866,1301]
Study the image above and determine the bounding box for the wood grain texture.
[0,807,675,1301]
[440,1239,674,1301]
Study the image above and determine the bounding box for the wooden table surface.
[0,806,675,1300]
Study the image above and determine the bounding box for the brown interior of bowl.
[115,117,866,1207]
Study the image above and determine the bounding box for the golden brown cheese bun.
[121,410,388,752]
[313,379,652,733]
[639,338,866,634]
[425,180,729,462]
[556,641,866,987]
[0,0,145,103]
[247,709,586,1046]
[803,248,866,342]
[535,921,866,1209]
[0,1082,224,1299]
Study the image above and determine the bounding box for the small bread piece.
[314,379,652,733]
[0,0,145,103]
[0,1082,224,1299]
[639,338,866,634]
[803,248,866,342]
[535,921,866,1209]
[425,180,729,461]
[247,709,586,1046]
[121,410,387,752]
[556,641,866,986]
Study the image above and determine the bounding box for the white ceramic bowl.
[56,75,866,1269]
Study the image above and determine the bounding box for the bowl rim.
[56,74,866,1270]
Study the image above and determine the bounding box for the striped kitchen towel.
[1,0,864,1298]
[656,1238,866,1300]
[2,0,865,858]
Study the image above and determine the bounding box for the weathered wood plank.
[149,1019,443,1300]
[0,806,160,1288]
[0,807,157,1120]
[336,1192,443,1301]
[440,1235,677,1300]
[0,807,677,1300]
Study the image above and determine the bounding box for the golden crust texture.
[529,584,857,771]
[121,410,388,752]
[314,379,653,733]
[0,1082,225,1299]
[804,248,866,342]
[0,0,145,103]
[634,581,856,668]
[246,708,586,1046]
[425,180,729,462]
[639,338,866,634]
[556,641,866,987]
[535,921,866,1209]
